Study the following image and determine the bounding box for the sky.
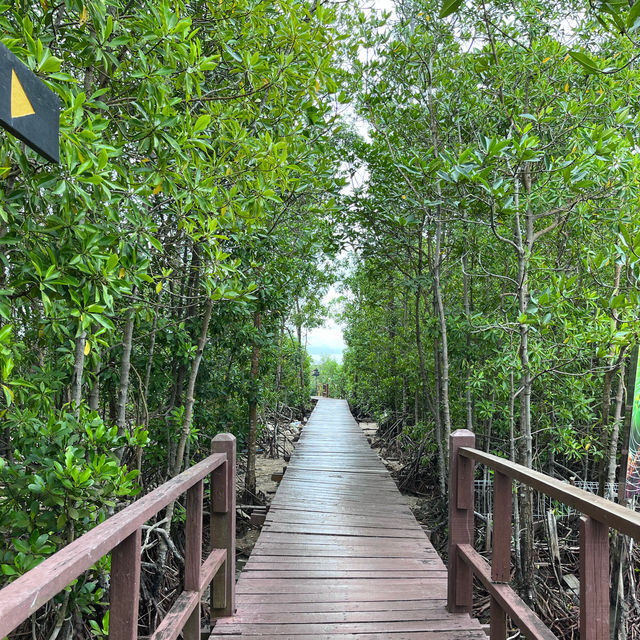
[305,0,395,364]
[306,287,346,363]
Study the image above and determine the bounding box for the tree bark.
[172,296,214,477]
[607,365,626,490]
[245,310,262,500]
[116,291,136,439]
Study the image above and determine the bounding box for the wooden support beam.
[580,516,609,640]
[109,528,141,640]
[211,434,236,619]
[490,471,511,640]
[184,480,204,640]
[458,544,555,640]
[447,429,475,614]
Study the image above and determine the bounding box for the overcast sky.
[306,0,395,363]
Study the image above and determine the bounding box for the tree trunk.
[462,218,474,431]
[159,296,214,569]
[295,298,305,400]
[245,310,262,500]
[607,365,626,490]
[433,220,451,453]
[514,169,535,603]
[432,334,446,497]
[172,296,214,477]
[116,292,136,439]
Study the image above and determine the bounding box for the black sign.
[0,43,60,163]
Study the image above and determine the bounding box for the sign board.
[0,42,60,163]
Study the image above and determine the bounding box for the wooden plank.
[210,398,484,639]
[150,591,199,640]
[233,600,445,614]
[208,634,487,639]
[215,620,489,634]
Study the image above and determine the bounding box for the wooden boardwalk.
[211,398,485,639]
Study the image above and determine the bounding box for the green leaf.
[628,0,640,30]
[40,55,62,74]
[194,115,211,132]
[440,0,464,18]
[569,51,600,74]
[610,294,626,309]
[0,324,12,343]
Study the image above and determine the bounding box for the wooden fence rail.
[448,428,640,640]
[0,434,236,640]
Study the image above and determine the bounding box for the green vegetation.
[5,0,640,636]
[0,0,346,636]
[335,0,640,634]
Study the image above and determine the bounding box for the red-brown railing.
[448,428,640,640]
[0,434,236,640]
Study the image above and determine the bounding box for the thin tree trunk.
[462,220,474,431]
[432,335,446,497]
[426,55,452,454]
[607,365,626,490]
[172,297,214,477]
[295,298,305,400]
[432,238,451,452]
[516,169,534,603]
[510,367,523,584]
[245,310,262,500]
[159,296,214,569]
[116,290,136,439]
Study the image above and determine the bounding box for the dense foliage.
[6,0,640,636]
[0,0,347,636]
[335,0,640,634]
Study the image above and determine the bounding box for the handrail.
[0,433,236,640]
[460,446,640,539]
[448,429,615,640]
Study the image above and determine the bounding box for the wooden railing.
[0,434,236,640]
[448,428,640,640]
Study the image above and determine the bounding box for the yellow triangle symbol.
[11,69,35,119]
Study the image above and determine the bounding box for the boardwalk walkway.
[211,398,485,639]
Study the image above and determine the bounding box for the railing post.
[448,429,475,614]
[109,528,141,640]
[184,479,204,639]
[580,516,609,640]
[490,471,512,640]
[211,434,236,619]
